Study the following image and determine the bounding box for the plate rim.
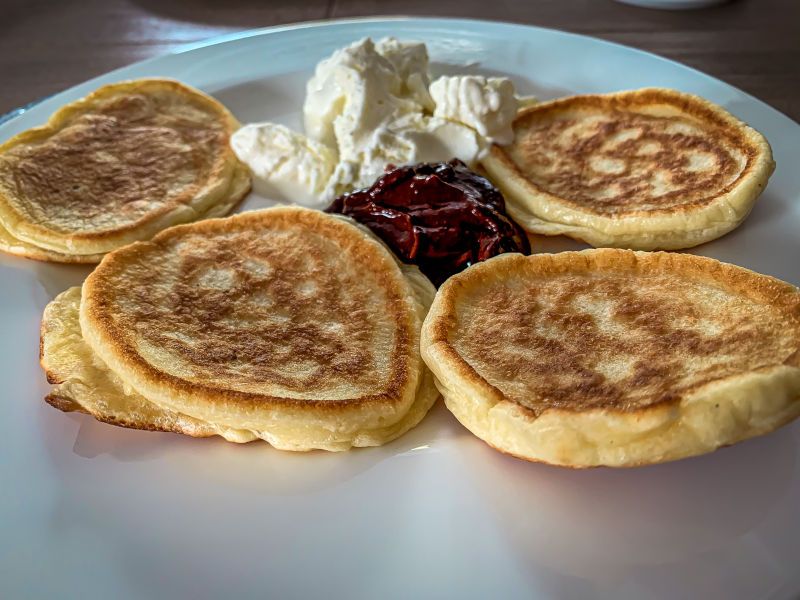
[1,15,798,132]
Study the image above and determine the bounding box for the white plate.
[2,17,798,600]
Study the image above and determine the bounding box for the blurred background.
[1,0,797,119]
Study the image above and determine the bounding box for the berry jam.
[325,159,531,286]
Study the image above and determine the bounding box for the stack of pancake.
[41,207,438,450]
[0,79,250,263]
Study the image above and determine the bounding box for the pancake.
[41,207,439,450]
[482,89,775,250]
[421,249,800,467]
[0,78,250,259]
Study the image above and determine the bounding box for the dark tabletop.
[1,0,798,120]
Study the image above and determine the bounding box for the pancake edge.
[0,163,251,263]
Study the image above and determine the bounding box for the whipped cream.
[323,113,481,198]
[303,37,417,149]
[430,75,518,145]
[234,37,518,206]
[230,123,336,207]
[373,37,434,111]
[304,37,484,198]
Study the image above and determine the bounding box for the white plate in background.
[1,17,798,600]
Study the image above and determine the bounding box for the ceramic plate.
[1,18,798,600]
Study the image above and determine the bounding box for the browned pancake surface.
[438,251,800,416]
[506,90,758,216]
[112,228,383,395]
[81,208,419,409]
[0,79,238,243]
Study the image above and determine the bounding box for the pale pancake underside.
[482,88,775,250]
[41,208,439,451]
[421,250,800,468]
[0,78,250,261]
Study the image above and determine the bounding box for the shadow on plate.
[32,260,95,300]
[682,186,799,284]
[459,421,799,592]
[0,252,93,305]
[55,397,465,496]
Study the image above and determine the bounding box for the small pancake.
[421,250,800,467]
[0,78,249,258]
[43,207,439,450]
[482,89,775,250]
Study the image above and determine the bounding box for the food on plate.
[229,122,337,205]
[0,78,250,262]
[429,75,517,145]
[303,36,435,147]
[326,159,530,286]
[41,207,439,451]
[24,39,789,465]
[482,88,775,250]
[231,37,519,206]
[421,249,800,468]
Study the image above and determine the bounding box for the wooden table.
[2,0,798,120]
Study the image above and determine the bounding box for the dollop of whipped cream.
[230,123,336,204]
[231,37,517,207]
[429,75,518,145]
[371,37,435,111]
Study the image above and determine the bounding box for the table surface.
[2,0,798,121]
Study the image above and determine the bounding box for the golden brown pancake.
[42,207,439,450]
[0,78,250,259]
[421,249,800,467]
[482,89,775,250]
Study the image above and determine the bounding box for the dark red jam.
[325,159,531,286]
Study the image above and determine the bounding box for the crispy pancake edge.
[0,78,246,255]
[482,88,775,250]
[421,249,800,467]
[78,207,431,429]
